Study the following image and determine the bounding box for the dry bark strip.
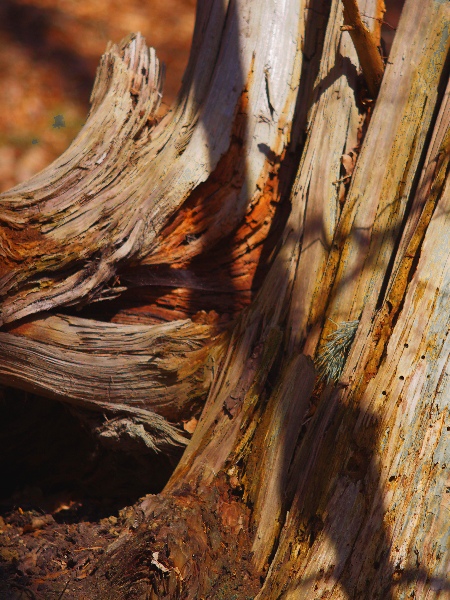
[341,0,385,97]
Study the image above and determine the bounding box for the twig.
[341,0,385,97]
[360,13,397,31]
[332,174,352,185]
[57,578,70,600]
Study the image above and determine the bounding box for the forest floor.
[0,504,122,599]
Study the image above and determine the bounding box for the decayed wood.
[257,103,450,600]
[241,0,384,570]
[0,34,165,324]
[0,0,302,326]
[387,76,450,291]
[0,314,224,419]
[0,306,227,454]
[80,0,387,594]
[285,0,380,355]
[253,3,450,598]
[305,0,449,360]
[1,0,449,597]
[356,77,450,387]
[82,0,450,597]
[163,0,374,493]
[0,0,303,451]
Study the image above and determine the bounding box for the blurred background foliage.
[0,0,196,191]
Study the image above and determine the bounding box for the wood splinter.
[341,0,385,97]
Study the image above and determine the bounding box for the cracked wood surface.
[1,0,449,597]
[258,115,450,600]
[0,0,301,325]
[0,314,223,422]
[0,0,303,451]
[305,0,450,357]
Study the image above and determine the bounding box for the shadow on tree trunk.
[0,0,450,598]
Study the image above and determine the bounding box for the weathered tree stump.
[0,0,449,597]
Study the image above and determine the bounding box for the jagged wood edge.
[0,0,301,325]
[0,0,303,454]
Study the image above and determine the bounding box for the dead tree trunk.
[0,0,449,598]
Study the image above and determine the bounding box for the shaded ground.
[0,391,178,599]
[0,507,121,599]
